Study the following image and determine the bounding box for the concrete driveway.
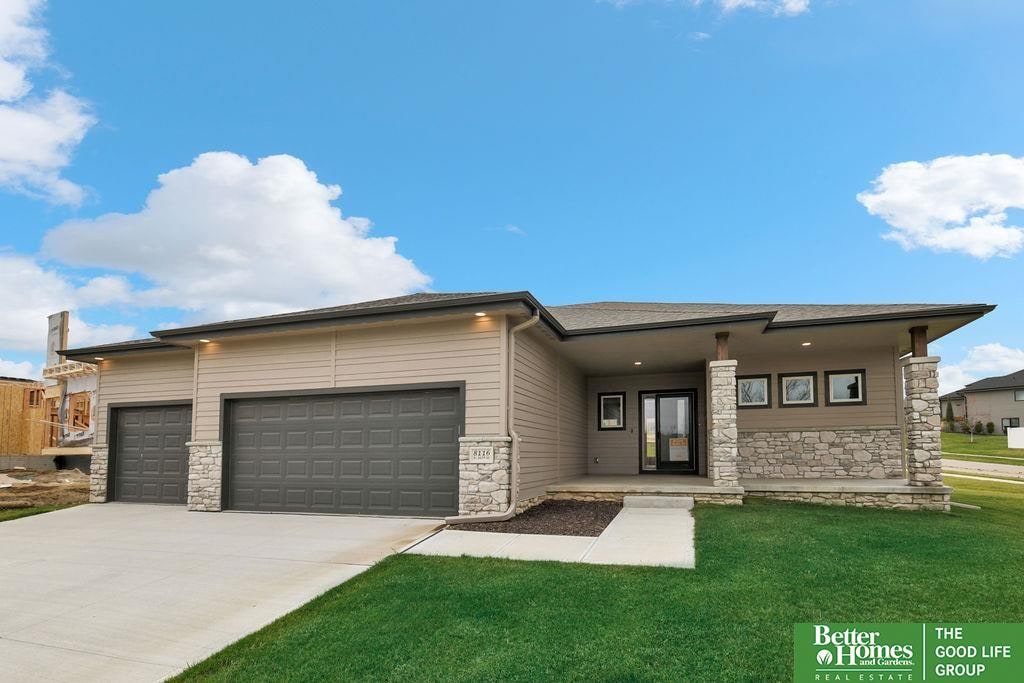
[0,504,439,682]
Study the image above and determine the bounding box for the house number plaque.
[468,446,494,463]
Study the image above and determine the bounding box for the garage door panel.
[113,405,191,505]
[227,388,460,516]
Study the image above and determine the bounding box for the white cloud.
[939,343,1024,395]
[858,154,1024,260]
[0,357,37,379]
[0,253,137,352]
[600,0,809,16]
[720,0,809,16]
[689,31,712,41]
[42,152,432,324]
[505,224,527,236]
[0,0,94,205]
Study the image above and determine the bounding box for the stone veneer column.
[708,360,740,487]
[89,445,108,502]
[187,440,223,511]
[458,436,512,514]
[902,356,943,486]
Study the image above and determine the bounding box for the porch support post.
[715,331,730,362]
[708,359,740,488]
[902,355,943,486]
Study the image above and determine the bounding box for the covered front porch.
[512,317,952,512]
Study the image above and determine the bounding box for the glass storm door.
[640,391,697,473]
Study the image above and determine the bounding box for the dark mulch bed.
[455,499,622,537]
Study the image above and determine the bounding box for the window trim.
[1014,389,1024,402]
[778,372,818,408]
[824,369,867,407]
[597,391,626,431]
[736,374,772,409]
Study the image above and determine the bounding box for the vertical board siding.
[587,372,708,476]
[735,346,899,430]
[0,383,37,454]
[333,317,503,437]
[96,352,195,444]
[513,329,587,500]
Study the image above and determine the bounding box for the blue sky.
[1,0,1023,392]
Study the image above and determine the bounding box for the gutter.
[445,309,541,525]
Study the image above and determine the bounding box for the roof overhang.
[60,290,995,363]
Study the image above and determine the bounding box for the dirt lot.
[0,469,89,509]
[456,499,622,537]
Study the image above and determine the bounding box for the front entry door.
[640,391,697,474]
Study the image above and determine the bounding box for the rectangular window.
[70,393,91,430]
[1015,390,1024,402]
[779,372,817,407]
[825,369,867,406]
[598,392,625,430]
[1002,418,1021,433]
[737,375,771,408]
[26,388,43,408]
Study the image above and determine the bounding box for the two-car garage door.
[225,388,461,516]
[110,387,461,517]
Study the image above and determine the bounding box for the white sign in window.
[599,393,625,430]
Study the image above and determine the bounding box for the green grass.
[175,478,1024,682]
[0,505,70,523]
[941,432,1022,461]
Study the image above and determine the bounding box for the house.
[60,292,995,517]
[0,376,49,467]
[940,369,1024,434]
[939,390,966,423]
[40,311,98,471]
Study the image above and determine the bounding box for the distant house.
[941,369,1024,434]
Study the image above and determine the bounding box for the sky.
[1,0,1023,394]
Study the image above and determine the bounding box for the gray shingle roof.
[962,369,1024,393]
[61,290,994,358]
[547,301,980,331]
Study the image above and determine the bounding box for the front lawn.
[176,477,1024,682]
[941,432,1023,462]
[0,505,70,523]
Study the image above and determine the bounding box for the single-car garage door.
[226,387,461,517]
[111,404,192,504]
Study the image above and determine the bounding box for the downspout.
[445,309,540,524]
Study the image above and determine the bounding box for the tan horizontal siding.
[735,346,899,430]
[587,372,708,476]
[333,317,504,436]
[513,329,587,500]
[95,351,195,444]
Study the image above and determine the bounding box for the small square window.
[825,370,867,406]
[1015,390,1024,402]
[737,375,771,408]
[598,392,625,430]
[779,372,817,407]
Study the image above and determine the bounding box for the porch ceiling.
[555,312,981,376]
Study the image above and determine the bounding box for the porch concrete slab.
[0,504,438,682]
[549,474,742,495]
[623,495,693,509]
[582,507,695,569]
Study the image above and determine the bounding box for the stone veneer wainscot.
[737,427,904,479]
[458,436,512,514]
[187,440,223,511]
[89,445,109,502]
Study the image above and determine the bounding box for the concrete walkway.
[409,496,695,568]
[0,504,438,682]
[943,457,1024,480]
